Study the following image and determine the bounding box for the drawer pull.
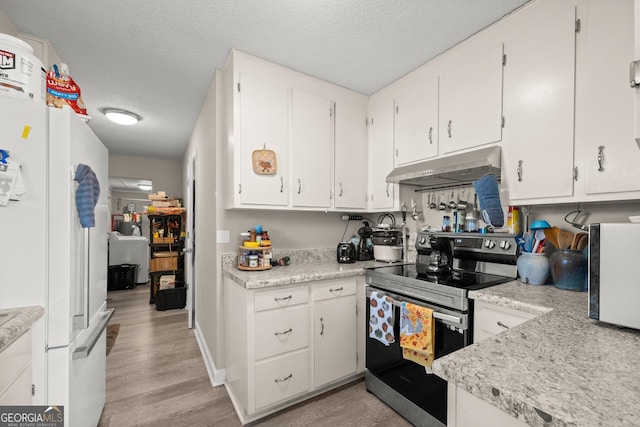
[497,321,510,330]
[274,373,293,383]
[329,287,343,293]
[274,295,292,302]
[274,328,292,336]
[320,317,324,336]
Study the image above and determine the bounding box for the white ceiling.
[0,0,529,161]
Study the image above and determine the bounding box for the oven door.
[365,285,471,427]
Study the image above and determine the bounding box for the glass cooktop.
[368,264,512,291]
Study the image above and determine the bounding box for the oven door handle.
[389,299,462,324]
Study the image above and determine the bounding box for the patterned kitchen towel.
[400,302,435,368]
[369,291,395,346]
[74,163,100,228]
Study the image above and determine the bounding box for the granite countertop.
[223,247,394,289]
[0,306,44,353]
[432,281,640,427]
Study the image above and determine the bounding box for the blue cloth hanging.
[74,163,100,228]
[472,173,504,228]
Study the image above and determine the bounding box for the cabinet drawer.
[255,286,309,312]
[0,330,31,393]
[254,305,309,360]
[313,278,356,302]
[254,349,310,410]
[474,301,538,343]
[149,256,178,272]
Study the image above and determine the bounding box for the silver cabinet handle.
[630,60,640,87]
[517,160,523,182]
[274,295,292,302]
[447,120,452,138]
[274,373,293,383]
[238,184,242,194]
[297,178,301,194]
[72,308,114,360]
[320,317,324,335]
[428,126,433,144]
[329,287,343,293]
[497,321,510,329]
[339,182,343,197]
[274,328,292,336]
[597,146,605,172]
[280,176,284,193]
[385,183,390,197]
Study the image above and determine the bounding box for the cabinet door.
[439,35,503,154]
[238,71,289,206]
[291,89,332,208]
[368,97,397,211]
[394,75,439,166]
[334,102,368,210]
[473,301,537,344]
[314,295,357,388]
[502,6,576,201]
[580,0,640,195]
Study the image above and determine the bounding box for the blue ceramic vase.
[517,252,550,285]
[550,249,586,291]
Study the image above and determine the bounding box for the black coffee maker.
[357,221,374,261]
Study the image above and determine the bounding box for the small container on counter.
[442,215,451,232]
[248,254,258,268]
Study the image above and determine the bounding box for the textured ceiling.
[0,0,529,161]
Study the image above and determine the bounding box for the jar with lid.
[442,215,451,232]
[260,230,270,247]
[465,214,478,232]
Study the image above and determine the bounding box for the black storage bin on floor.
[155,286,186,311]
[108,264,138,291]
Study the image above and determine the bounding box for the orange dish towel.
[399,302,435,368]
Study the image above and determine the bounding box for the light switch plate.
[216,230,230,244]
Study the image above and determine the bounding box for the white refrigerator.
[0,97,112,427]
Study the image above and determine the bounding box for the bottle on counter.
[260,230,270,247]
[442,215,451,232]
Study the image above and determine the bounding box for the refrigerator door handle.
[73,228,91,331]
[72,308,114,360]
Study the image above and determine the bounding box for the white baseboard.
[193,321,225,386]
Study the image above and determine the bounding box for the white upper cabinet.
[334,101,368,210]
[291,89,332,208]
[394,74,439,166]
[438,32,504,154]
[502,4,577,201]
[577,0,640,197]
[223,51,368,211]
[236,67,290,207]
[368,95,398,211]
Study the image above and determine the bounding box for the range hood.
[386,146,501,190]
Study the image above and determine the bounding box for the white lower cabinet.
[0,330,32,405]
[255,349,310,410]
[473,300,538,344]
[224,276,363,423]
[313,279,357,388]
[448,385,529,427]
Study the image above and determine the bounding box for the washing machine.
[108,232,150,283]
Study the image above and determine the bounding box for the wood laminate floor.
[98,284,412,427]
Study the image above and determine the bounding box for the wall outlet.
[341,215,363,221]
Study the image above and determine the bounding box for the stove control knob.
[485,239,496,249]
[500,240,512,250]
[419,236,427,245]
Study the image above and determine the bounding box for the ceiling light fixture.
[102,108,141,126]
[137,184,152,191]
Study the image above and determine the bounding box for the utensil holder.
[517,252,549,285]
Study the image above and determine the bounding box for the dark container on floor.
[155,286,186,311]
[108,264,138,291]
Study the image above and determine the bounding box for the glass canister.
[517,252,550,285]
[442,215,451,232]
[549,249,587,291]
